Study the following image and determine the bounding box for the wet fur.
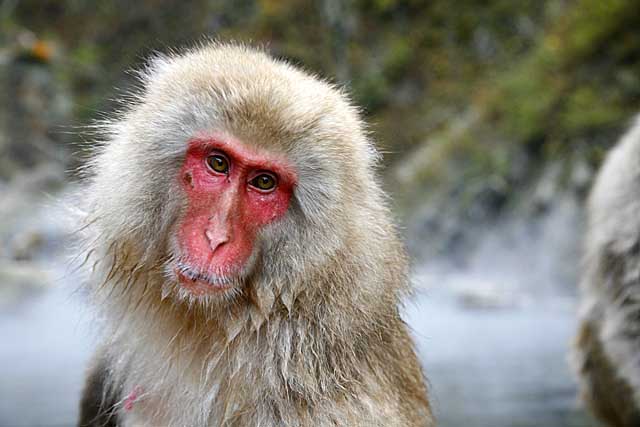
[573,116,640,426]
[78,42,432,426]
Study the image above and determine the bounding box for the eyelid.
[247,170,277,180]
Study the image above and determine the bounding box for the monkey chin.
[164,253,255,304]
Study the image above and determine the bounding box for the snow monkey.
[574,116,640,426]
[77,42,433,427]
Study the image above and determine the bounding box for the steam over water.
[405,194,597,426]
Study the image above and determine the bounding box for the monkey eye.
[206,153,229,174]
[249,173,277,192]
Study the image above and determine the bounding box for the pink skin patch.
[175,133,296,295]
[123,385,143,412]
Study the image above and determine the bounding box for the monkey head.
[86,42,392,313]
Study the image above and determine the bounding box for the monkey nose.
[205,229,230,252]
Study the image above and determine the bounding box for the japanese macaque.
[573,116,640,426]
[77,42,433,427]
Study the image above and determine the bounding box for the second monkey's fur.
[78,42,432,426]
[573,116,640,426]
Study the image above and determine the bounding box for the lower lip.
[175,269,232,296]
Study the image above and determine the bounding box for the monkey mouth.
[174,262,235,295]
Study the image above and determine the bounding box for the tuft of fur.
[573,115,640,426]
[78,42,432,427]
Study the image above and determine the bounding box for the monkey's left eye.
[206,153,229,174]
[249,173,277,192]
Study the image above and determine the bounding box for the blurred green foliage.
[1,0,549,142]
[490,0,639,143]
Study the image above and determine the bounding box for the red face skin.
[175,133,296,295]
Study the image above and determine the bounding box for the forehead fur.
[136,44,370,161]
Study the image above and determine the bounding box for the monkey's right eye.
[206,154,229,174]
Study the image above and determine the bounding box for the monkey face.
[171,132,297,296]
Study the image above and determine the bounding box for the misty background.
[2,1,640,426]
